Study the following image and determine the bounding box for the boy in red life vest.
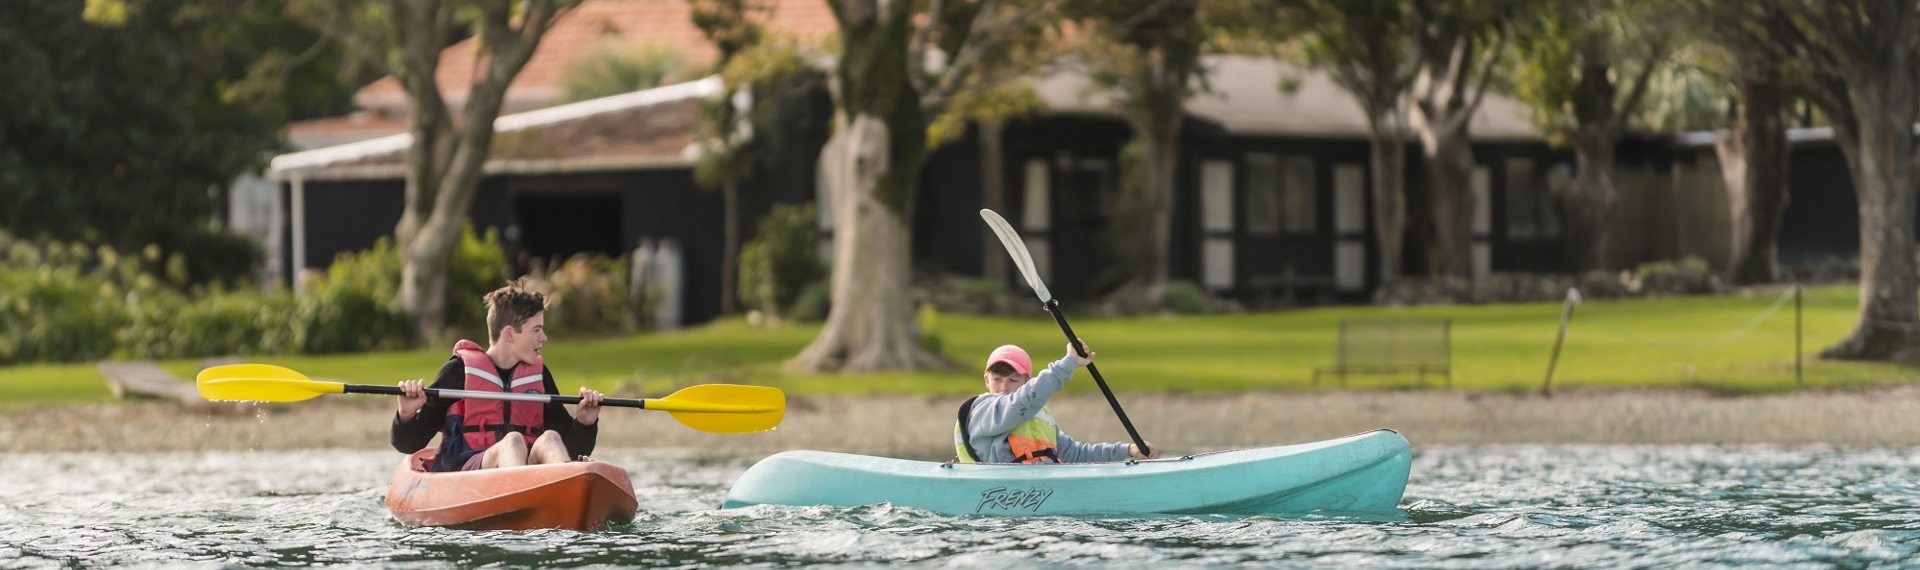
[390,286,606,472]
[953,341,1157,464]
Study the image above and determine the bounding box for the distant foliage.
[1161,280,1210,315]
[294,286,415,354]
[2,0,353,259]
[789,278,832,323]
[0,223,509,362]
[562,44,693,102]
[320,225,507,335]
[738,203,825,321]
[0,266,125,364]
[522,254,637,337]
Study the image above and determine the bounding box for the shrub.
[916,303,944,354]
[529,254,636,336]
[448,226,511,332]
[0,267,127,364]
[738,203,825,320]
[122,288,300,359]
[1161,280,1210,315]
[295,286,415,354]
[171,228,263,288]
[789,278,832,323]
[319,224,508,335]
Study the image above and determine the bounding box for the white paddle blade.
[979,209,1052,303]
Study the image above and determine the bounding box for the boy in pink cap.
[952,341,1156,463]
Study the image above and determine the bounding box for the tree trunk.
[390,1,558,339]
[1820,70,1920,362]
[788,115,948,371]
[1718,72,1789,285]
[720,176,739,315]
[1365,112,1407,284]
[1416,116,1475,279]
[979,120,1006,283]
[1110,47,1196,306]
[1561,132,1619,271]
[789,0,947,372]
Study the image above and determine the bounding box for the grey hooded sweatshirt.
[958,352,1132,464]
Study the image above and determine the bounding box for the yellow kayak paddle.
[196,363,784,434]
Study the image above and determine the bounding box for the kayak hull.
[384,450,639,531]
[722,429,1411,516]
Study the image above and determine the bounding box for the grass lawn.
[2,284,1915,406]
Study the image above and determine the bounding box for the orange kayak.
[384,449,638,531]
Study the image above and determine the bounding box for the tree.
[1409,0,1511,279]
[1508,0,1666,271]
[5,0,349,274]
[292,0,577,339]
[1669,0,1796,285]
[691,0,765,318]
[691,0,828,317]
[1218,0,1421,285]
[561,44,691,103]
[789,0,1056,372]
[1064,0,1206,306]
[1767,0,1920,362]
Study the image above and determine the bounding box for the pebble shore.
[8,386,1920,458]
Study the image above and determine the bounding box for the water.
[5,446,1920,568]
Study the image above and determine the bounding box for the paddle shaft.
[1043,299,1149,455]
[343,384,654,409]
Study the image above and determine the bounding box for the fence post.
[1542,287,1583,397]
[1795,283,1803,386]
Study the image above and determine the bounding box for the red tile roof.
[355,0,836,112]
[273,78,723,180]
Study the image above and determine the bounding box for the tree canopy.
[3,0,356,263]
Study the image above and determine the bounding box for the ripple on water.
[6,446,1920,567]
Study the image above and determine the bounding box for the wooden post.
[1542,287,1582,397]
[1795,283,1803,385]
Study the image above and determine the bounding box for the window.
[1282,156,1317,233]
[1505,158,1538,240]
[1022,159,1050,230]
[1202,160,1234,233]
[1542,163,1568,237]
[1200,160,1235,290]
[1505,157,1569,240]
[1246,153,1317,235]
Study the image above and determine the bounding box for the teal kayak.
[722,429,1411,516]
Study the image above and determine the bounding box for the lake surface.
[4,445,1919,568]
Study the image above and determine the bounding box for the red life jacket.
[449,339,545,450]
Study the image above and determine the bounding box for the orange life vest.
[448,339,545,450]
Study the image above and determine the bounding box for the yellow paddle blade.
[196,364,340,402]
[656,384,785,434]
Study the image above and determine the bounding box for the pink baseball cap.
[984,345,1032,376]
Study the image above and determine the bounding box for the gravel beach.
[9,386,1920,459]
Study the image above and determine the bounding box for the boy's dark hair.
[483,286,548,343]
[987,361,1018,376]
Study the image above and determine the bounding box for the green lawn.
[2,284,1914,406]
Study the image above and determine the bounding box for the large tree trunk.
[1415,115,1476,279]
[1109,44,1198,307]
[1112,120,1181,299]
[1366,114,1408,284]
[1410,27,1498,281]
[1718,70,1789,285]
[788,0,946,372]
[720,177,739,315]
[789,115,947,371]
[390,0,558,339]
[1718,76,1789,285]
[1820,70,1920,362]
[1561,132,1619,271]
[979,120,1006,283]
